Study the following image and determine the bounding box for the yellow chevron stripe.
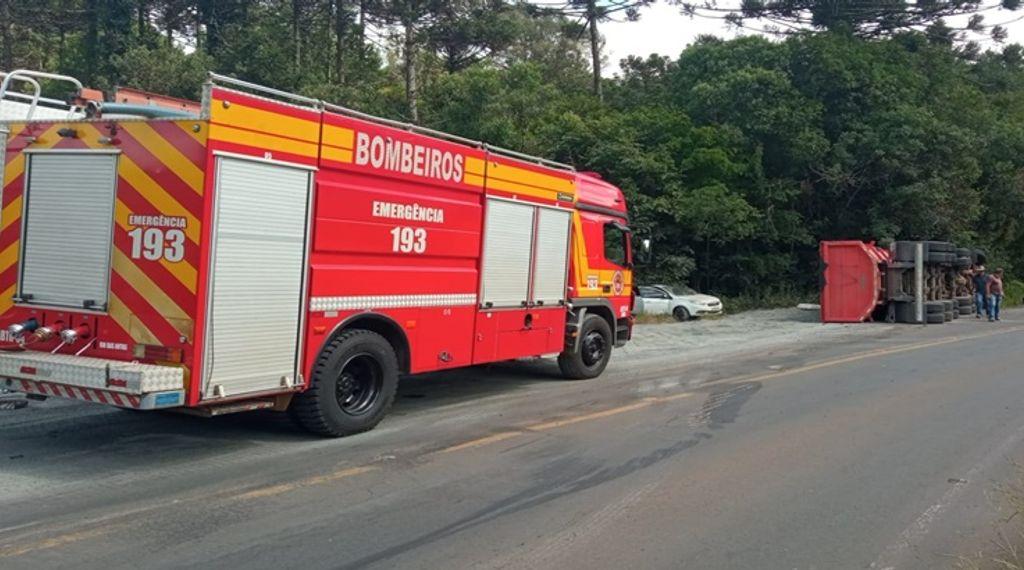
[208,122,319,159]
[464,173,485,188]
[111,248,191,337]
[323,124,354,149]
[212,98,320,143]
[1,196,21,232]
[321,145,353,164]
[113,200,197,293]
[0,240,18,273]
[109,292,159,344]
[486,177,569,202]
[488,161,575,195]
[120,122,204,194]
[2,154,23,189]
[2,124,65,188]
[175,120,207,145]
[466,157,486,177]
[0,284,14,315]
[77,124,200,244]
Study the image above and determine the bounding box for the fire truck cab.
[0,70,634,436]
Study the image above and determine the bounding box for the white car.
[635,284,724,321]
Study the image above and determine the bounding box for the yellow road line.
[234,465,378,501]
[0,526,109,558]
[527,401,652,431]
[436,431,524,454]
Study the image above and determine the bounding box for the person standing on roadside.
[973,265,988,318]
[987,268,1005,322]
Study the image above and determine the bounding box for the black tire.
[928,251,954,264]
[956,296,972,307]
[290,329,399,437]
[958,306,972,315]
[925,301,945,314]
[925,241,954,254]
[894,302,918,323]
[558,314,613,380]
[926,312,946,324]
[955,256,971,269]
[673,306,691,322]
[955,248,972,258]
[894,241,919,262]
[942,299,955,312]
[944,311,954,322]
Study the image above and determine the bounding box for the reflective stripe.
[310,293,477,312]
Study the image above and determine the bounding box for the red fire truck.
[0,70,635,436]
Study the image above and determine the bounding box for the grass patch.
[1004,279,1024,308]
[953,462,1024,569]
[720,289,816,315]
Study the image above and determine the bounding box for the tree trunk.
[586,0,602,101]
[358,0,366,44]
[293,0,302,74]
[1,0,12,71]
[137,1,147,40]
[704,236,711,292]
[334,0,346,85]
[404,20,418,123]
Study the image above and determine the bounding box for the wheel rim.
[675,308,688,320]
[581,330,606,367]
[335,353,383,416]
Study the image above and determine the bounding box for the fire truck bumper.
[0,351,185,410]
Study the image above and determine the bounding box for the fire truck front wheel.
[291,329,399,437]
[558,314,613,380]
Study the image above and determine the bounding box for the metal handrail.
[0,73,41,120]
[207,73,321,107]
[0,69,84,121]
[208,73,575,172]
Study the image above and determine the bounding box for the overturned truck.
[820,240,985,324]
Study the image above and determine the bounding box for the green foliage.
[3,3,1024,305]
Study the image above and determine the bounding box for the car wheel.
[673,306,691,322]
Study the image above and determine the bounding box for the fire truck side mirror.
[636,237,653,264]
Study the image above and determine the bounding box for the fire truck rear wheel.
[558,314,613,380]
[291,329,399,437]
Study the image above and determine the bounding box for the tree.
[531,0,654,100]
[674,0,1023,43]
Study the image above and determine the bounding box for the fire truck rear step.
[0,350,184,406]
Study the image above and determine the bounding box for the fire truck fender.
[566,299,617,353]
[322,312,411,375]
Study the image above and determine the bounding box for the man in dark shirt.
[972,266,988,318]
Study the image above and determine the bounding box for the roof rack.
[206,72,574,172]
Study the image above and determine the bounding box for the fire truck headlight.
[7,318,39,337]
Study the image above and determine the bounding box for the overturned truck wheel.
[558,314,613,380]
[290,329,399,437]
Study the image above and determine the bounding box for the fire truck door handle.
[602,285,612,293]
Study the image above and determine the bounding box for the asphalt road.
[2,311,1024,569]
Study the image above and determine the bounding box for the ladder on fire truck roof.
[205,73,575,172]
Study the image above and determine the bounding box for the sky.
[600,1,1024,74]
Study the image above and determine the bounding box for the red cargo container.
[819,241,891,323]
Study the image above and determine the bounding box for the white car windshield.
[666,285,698,296]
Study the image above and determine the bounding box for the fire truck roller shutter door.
[204,155,312,399]
[19,151,119,309]
[480,198,535,308]
[531,207,571,306]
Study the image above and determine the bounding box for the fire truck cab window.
[603,222,628,267]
